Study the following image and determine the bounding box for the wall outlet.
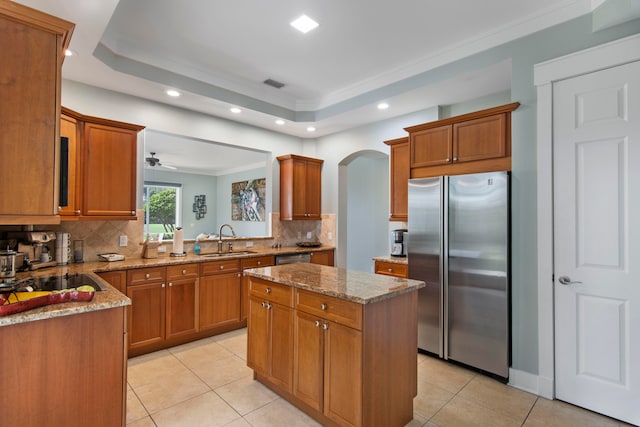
[328,232,333,241]
[119,235,128,247]
[297,232,301,240]
[306,231,312,239]
[245,241,254,248]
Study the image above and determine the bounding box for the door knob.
[558,276,582,285]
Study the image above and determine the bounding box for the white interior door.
[553,60,640,425]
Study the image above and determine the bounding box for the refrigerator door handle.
[442,176,449,360]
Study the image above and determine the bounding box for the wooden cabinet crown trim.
[383,136,409,146]
[0,1,74,51]
[61,106,145,131]
[276,154,324,164]
[404,102,520,133]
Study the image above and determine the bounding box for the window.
[143,181,182,239]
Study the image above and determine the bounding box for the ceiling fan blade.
[161,164,177,170]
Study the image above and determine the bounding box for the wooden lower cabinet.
[247,296,294,391]
[294,311,362,426]
[374,260,408,278]
[310,249,334,266]
[249,277,418,427]
[0,307,127,427]
[97,270,127,293]
[199,259,242,331]
[166,264,198,339]
[241,255,276,320]
[127,280,166,351]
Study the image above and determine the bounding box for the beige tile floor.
[126,328,632,427]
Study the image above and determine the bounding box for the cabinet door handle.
[266,303,272,310]
[320,303,327,311]
[453,157,458,161]
[168,282,172,287]
[237,273,241,278]
[75,210,81,215]
[322,323,329,330]
[315,320,321,327]
[446,157,451,162]
[261,302,266,308]
[265,288,272,294]
[161,283,165,288]
[131,211,136,215]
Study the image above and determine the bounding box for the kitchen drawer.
[295,289,362,330]
[241,255,275,270]
[127,266,166,286]
[167,264,199,280]
[374,261,408,278]
[200,259,241,276]
[249,278,293,307]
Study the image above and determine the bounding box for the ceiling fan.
[145,152,176,170]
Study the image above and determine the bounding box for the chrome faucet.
[217,224,236,253]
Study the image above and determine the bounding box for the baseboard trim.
[508,368,554,399]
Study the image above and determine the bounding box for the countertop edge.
[244,265,424,304]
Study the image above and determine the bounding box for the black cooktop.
[0,273,105,293]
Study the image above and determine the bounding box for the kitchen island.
[244,263,425,427]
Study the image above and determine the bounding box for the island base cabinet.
[247,296,294,391]
[0,307,127,427]
[251,285,418,427]
[294,311,362,426]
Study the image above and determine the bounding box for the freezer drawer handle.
[558,276,582,285]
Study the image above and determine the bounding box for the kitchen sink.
[201,250,256,258]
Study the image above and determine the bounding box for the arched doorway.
[337,150,389,272]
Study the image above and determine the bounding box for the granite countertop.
[244,263,424,304]
[372,255,408,265]
[1,245,335,327]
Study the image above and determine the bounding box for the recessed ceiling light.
[275,119,285,125]
[306,126,316,132]
[377,102,389,110]
[290,15,319,34]
[166,89,181,97]
[230,107,242,114]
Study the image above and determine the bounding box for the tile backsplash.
[0,211,337,262]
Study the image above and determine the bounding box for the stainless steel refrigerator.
[408,171,510,379]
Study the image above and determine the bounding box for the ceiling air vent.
[264,78,285,89]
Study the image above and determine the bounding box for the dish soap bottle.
[194,240,201,255]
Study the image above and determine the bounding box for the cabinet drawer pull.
[162,283,165,288]
[261,302,266,308]
[322,323,329,330]
[145,273,150,279]
[320,303,327,311]
[182,269,187,275]
[219,265,224,270]
[265,303,272,310]
[265,288,272,294]
[169,282,172,287]
[388,268,393,272]
[75,210,81,215]
[315,320,321,327]
[257,261,261,265]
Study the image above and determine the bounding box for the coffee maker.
[390,229,408,257]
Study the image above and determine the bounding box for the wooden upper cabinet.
[453,113,507,162]
[0,2,74,224]
[406,102,519,178]
[409,126,452,168]
[278,154,323,220]
[59,108,144,220]
[59,109,81,217]
[83,121,140,218]
[384,137,410,221]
